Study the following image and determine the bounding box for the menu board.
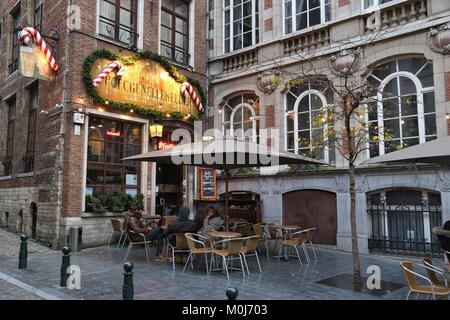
[199,169,217,200]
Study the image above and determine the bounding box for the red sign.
[107,130,121,137]
[158,141,176,150]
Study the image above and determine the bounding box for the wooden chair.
[108,219,128,248]
[183,233,213,275]
[303,228,318,261]
[400,261,450,300]
[166,233,191,271]
[210,238,246,280]
[279,230,310,265]
[253,224,269,261]
[123,231,153,264]
[421,258,448,288]
[240,236,262,275]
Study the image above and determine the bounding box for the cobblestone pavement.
[0,228,447,300]
[0,279,43,300]
[0,228,56,259]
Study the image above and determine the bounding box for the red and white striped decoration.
[181,82,204,113]
[18,27,58,72]
[92,61,125,87]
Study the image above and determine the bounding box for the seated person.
[436,220,450,262]
[125,206,166,261]
[199,207,224,234]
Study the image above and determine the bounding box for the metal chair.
[253,224,270,261]
[303,228,318,261]
[400,261,450,300]
[210,237,246,280]
[234,223,254,237]
[240,236,263,275]
[108,219,128,248]
[278,230,310,265]
[267,223,282,255]
[183,233,213,275]
[123,231,152,264]
[421,258,448,288]
[166,233,191,271]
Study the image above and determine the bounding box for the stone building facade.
[207,0,450,255]
[0,0,207,249]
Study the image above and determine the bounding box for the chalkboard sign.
[199,169,217,200]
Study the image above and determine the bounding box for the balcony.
[364,0,427,33]
[222,49,258,73]
[282,27,331,56]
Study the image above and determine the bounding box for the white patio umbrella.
[123,138,326,230]
[363,136,450,165]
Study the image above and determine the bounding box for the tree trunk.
[349,162,362,291]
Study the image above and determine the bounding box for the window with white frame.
[222,94,260,142]
[224,0,259,54]
[285,80,335,162]
[363,0,393,11]
[367,57,436,158]
[284,0,331,35]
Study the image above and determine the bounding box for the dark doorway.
[30,203,37,239]
[156,164,183,216]
[283,190,337,245]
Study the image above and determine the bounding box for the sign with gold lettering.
[91,59,197,115]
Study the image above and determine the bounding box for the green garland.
[82,49,205,121]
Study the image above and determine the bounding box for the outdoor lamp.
[149,124,163,138]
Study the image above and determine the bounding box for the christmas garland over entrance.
[83,49,205,121]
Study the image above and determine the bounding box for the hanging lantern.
[429,23,450,54]
[149,124,163,138]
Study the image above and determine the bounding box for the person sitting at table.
[435,220,450,262]
[199,207,224,234]
[125,206,166,261]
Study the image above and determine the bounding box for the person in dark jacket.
[125,208,166,261]
[436,220,450,262]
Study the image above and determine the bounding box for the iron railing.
[2,160,12,177]
[22,155,35,174]
[368,199,442,257]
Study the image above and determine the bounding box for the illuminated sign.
[91,59,197,115]
[107,130,121,137]
[158,141,176,150]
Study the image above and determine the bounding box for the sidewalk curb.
[0,271,61,300]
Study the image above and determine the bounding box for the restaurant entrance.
[156,164,183,216]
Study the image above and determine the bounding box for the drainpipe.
[205,0,210,131]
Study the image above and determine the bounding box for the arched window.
[222,94,259,142]
[285,80,335,163]
[367,57,436,158]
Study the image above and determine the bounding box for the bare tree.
[267,31,393,291]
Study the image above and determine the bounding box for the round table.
[206,231,242,239]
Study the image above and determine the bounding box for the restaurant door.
[156,164,183,216]
[283,190,337,245]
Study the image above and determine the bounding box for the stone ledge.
[81,212,126,219]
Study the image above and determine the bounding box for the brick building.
[207,0,450,256]
[0,0,207,248]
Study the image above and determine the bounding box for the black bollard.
[123,262,134,300]
[60,247,71,287]
[18,235,28,269]
[226,287,239,300]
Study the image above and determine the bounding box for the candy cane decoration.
[18,27,58,72]
[181,82,204,112]
[92,61,125,87]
